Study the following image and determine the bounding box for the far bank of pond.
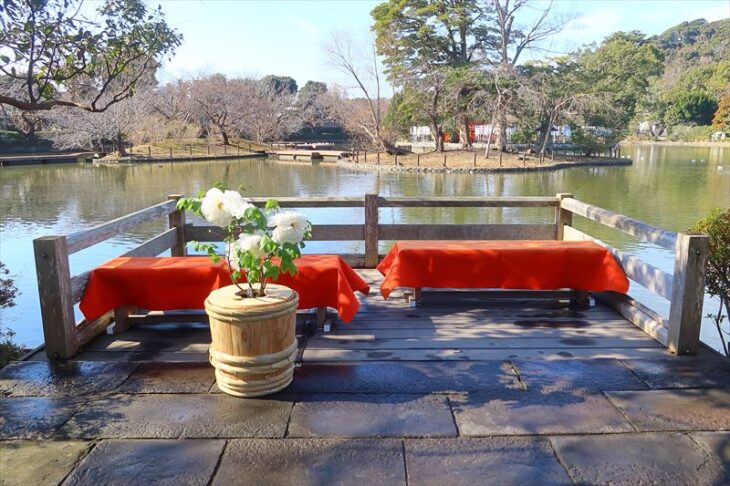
[0,143,728,352]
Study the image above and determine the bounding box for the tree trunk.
[221,131,230,145]
[430,118,444,152]
[460,115,472,149]
[539,111,556,155]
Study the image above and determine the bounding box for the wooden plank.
[556,193,574,240]
[167,194,186,256]
[667,233,710,355]
[121,228,178,257]
[70,270,90,304]
[66,199,178,254]
[364,194,379,267]
[301,346,671,362]
[33,236,78,359]
[184,224,364,242]
[76,311,115,347]
[247,197,364,208]
[378,224,556,240]
[305,335,661,350]
[560,198,678,250]
[377,196,559,208]
[563,226,674,300]
[314,326,651,340]
[595,292,669,347]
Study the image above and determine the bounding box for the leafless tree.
[237,80,294,143]
[324,32,403,154]
[187,74,250,145]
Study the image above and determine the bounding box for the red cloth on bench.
[80,255,370,323]
[377,240,629,299]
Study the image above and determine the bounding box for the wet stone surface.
[119,363,215,393]
[512,358,648,392]
[691,431,730,476]
[287,393,457,438]
[62,439,224,486]
[0,440,89,486]
[620,357,730,389]
[0,361,139,397]
[405,437,571,485]
[606,388,730,431]
[212,438,406,486]
[0,397,83,439]
[57,394,292,439]
[552,433,726,485]
[451,389,634,435]
[286,361,519,394]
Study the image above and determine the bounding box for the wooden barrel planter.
[205,284,298,397]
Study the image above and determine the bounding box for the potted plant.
[178,185,311,397]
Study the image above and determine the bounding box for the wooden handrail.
[561,198,678,250]
[66,199,178,254]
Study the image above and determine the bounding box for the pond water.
[1,143,728,351]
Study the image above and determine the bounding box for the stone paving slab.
[551,433,726,485]
[692,432,730,476]
[404,437,571,485]
[621,357,730,389]
[57,394,292,439]
[285,361,519,394]
[0,361,139,397]
[450,390,634,435]
[287,394,457,438]
[511,358,648,392]
[119,363,215,393]
[0,397,83,439]
[212,438,406,486]
[62,439,224,486]
[606,388,730,431]
[0,440,90,486]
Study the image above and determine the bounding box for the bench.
[377,240,629,308]
[80,255,370,334]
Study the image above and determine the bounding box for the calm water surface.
[1,144,728,350]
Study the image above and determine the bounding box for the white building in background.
[409,126,432,142]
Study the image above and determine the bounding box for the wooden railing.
[33,193,709,359]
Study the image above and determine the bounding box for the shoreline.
[620,140,730,147]
[336,157,632,174]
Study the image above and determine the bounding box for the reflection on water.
[1,144,728,348]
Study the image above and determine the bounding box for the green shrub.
[690,208,730,356]
[0,262,24,368]
[667,125,716,141]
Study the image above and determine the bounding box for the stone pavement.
[1,356,729,485]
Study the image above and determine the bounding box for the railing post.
[555,193,574,240]
[364,194,379,268]
[167,194,187,256]
[667,233,710,355]
[33,236,78,359]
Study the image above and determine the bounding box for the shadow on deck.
[2,270,729,485]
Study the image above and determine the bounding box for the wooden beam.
[555,193,574,240]
[185,224,365,242]
[167,194,186,256]
[595,292,669,347]
[247,197,364,208]
[33,236,78,359]
[364,194,380,268]
[66,199,178,254]
[563,226,674,300]
[561,198,678,250]
[667,233,710,355]
[122,228,179,257]
[377,196,559,208]
[378,224,556,241]
[76,311,115,347]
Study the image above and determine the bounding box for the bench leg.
[569,291,591,310]
[315,306,332,333]
[404,288,422,307]
[111,305,136,334]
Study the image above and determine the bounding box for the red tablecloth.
[80,255,370,323]
[377,240,629,299]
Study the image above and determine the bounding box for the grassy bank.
[102,138,272,161]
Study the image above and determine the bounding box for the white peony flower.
[222,190,253,219]
[268,211,310,244]
[237,233,265,258]
[200,188,231,227]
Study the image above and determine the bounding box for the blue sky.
[142,0,730,89]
